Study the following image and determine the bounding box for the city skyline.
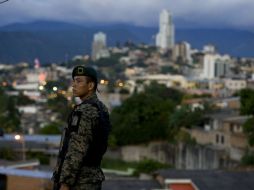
[0,0,253,31]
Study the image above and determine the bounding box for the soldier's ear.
[88,82,95,91]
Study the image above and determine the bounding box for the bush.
[241,151,254,166]
[0,147,15,160]
[101,158,137,171]
[134,159,171,176]
[27,151,50,165]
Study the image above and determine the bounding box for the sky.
[0,0,254,31]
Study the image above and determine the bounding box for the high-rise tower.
[92,32,109,61]
[156,10,174,50]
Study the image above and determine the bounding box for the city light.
[53,86,58,91]
[42,81,47,86]
[39,85,44,90]
[118,82,124,87]
[14,134,21,140]
[100,79,109,85]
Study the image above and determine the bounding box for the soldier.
[52,66,111,190]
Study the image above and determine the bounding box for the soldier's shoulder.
[99,101,109,113]
[76,103,99,118]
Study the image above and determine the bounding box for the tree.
[0,147,15,160]
[47,94,71,121]
[110,82,185,145]
[110,92,175,145]
[0,89,21,133]
[15,92,35,105]
[39,122,62,135]
[243,117,254,146]
[240,88,254,115]
[167,105,204,141]
[239,88,254,146]
[144,81,184,104]
[134,159,170,176]
[169,105,204,129]
[45,80,69,92]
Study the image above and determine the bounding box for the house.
[187,111,250,164]
[155,169,254,190]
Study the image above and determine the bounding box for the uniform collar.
[81,93,98,103]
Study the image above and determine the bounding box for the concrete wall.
[175,143,219,169]
[107,141,221,169]
[121,141,175,165]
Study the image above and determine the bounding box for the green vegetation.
[110,81,209,146]
[45,80,69,92]
[240,88,254,115]
[133,159,171,176]
[144,81,183,104]
[111,82,181,145]
[243,117,254,146]
[0,88,21,133]
[240,88,254,146]
[101,158,137,171]
[161,66,179,74]
[175,130,197,145]
[101,158,171,176]
[15,92,35,105]
[241,150,254,166]
[0,147,16,160]
[169,105,204,129]
[110,90,175,145]
[168,105,206,142]
[39,122,62,135]
[27,151,50,165]
[47,94,71,122]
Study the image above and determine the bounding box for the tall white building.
[203,54,231,79]
[156,10,175,50]
[92,32,110,61]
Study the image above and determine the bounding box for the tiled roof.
[156,169,254,190]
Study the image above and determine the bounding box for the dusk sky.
[0,0,254,31]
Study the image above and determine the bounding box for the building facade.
[156,10,175,50]
[92,32,110,60]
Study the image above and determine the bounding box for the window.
[230,124,234,132]
[216,134,219,143]
[221,135,224,144]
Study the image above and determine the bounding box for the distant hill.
[0,21,254,63]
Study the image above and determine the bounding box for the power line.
[0,0,9,4]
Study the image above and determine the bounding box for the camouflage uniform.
[53,93,109,190]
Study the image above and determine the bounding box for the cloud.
[0,0,253,30]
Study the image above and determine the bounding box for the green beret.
[72,66,98,83]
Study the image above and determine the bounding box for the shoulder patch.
[69,111,82,132]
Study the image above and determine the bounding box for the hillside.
[0,21,254,63]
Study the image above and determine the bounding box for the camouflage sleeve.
[59,104,98,186]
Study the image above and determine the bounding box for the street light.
[14,134,26,161]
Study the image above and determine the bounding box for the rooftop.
[156,169,254,190]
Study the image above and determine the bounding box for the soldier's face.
[72,76,94,100]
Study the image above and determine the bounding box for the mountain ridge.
[0,21,254,63]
